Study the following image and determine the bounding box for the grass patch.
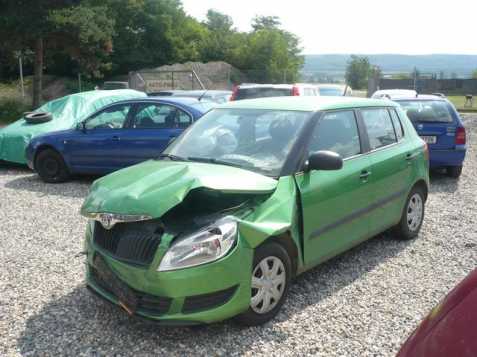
[447,95,477,113]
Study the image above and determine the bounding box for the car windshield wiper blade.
[187,157,245,168]
[156,154,188,161]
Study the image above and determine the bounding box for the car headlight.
[158,217,237,272]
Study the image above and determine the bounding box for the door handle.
[112,136,120,141]
[360,170,371,179]
[406,152,418,161]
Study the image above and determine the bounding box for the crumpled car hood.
[81,160,278,218]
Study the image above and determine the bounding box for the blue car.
[392,95,467,178]
[26,97,212,182]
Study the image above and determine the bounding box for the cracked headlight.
[158,217,237,272]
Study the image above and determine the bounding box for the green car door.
[295,110,375,268]
[359,107,413,236]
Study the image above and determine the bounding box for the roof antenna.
[198,89,209,102]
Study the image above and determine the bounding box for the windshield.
[397,100,454,123]
[164,108,312,176]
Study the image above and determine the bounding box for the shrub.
[0,99,31,125]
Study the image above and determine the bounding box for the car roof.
[111,96,212,113]
[219,96,396,112]
[393,94,448,102]
[237,83,316,89]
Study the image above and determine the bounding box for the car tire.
[24,112,53,124]
[447,165,463,178]
[392,186,426,240]
[35,149,70,183]
[235,242,292,326]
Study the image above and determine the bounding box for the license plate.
[421,136,437,144]
[93,255,138,315]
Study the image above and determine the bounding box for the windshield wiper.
[156,154,188,161]
[187,157,246,168]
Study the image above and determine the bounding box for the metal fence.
[376,78,477,96]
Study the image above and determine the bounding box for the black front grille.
[182,285,238,314]
[90,265,172,316]
[93,220,162,266]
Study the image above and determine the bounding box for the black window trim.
[387,107,405,141]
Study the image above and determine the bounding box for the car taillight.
[230,85,238,101]
[455,127,466,145]
[291,86,300,96]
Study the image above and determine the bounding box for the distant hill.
[303,54,477,78]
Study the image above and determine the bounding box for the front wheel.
[235,242,291,326]
[35,149,70,183]
[392,186,425,240]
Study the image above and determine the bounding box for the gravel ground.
[1,116,476,357]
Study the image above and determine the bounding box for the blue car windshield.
[164,108,312,176]
[319,88,343,96]
[398,100,453,123]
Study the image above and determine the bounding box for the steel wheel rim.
[43,158,59,177]
[407,193,423,232]
[250,256,286,314]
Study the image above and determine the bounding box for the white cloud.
[182,0,477,54]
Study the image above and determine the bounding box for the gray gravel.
[1,116,476,357]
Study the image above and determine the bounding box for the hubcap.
[250,256,286,314]
[407,193,423,232]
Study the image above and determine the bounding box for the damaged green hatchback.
[81,97,429,326]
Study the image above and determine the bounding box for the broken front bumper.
[84,224,254,325]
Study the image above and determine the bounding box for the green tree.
[239,18,303,83]
[0,0,115,107]
[472,69,477,79]
[345,55,371,89]
[252,16,281,31]
[201,10,235,62]
[49,3,115,78]
[106,0,206,74]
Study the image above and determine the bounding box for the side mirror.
[305,151,343,172]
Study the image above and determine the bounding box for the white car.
[372,89,417,99]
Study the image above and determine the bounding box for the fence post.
[18,55,25,99]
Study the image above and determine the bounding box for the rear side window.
[308,110,361,159]
[398,100,453,123]
[389,109,404,140]
[361,108,397,150]
[236,88,292,100]
[133,104,191,129]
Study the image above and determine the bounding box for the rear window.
[236,87,292,100]
[319,88,343,96]
[398,100,453,123]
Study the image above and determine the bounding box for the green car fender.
[236,176,304,273]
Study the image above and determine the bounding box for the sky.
[181,0,477,55]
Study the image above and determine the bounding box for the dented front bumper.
[84,222,254,324]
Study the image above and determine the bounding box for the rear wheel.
[35,149,70,183]
[235,242,291,326]
[392,186,425,240]
[447,165,463,178]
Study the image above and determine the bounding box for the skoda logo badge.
[99,213,115,230]
[417,124,424,130]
